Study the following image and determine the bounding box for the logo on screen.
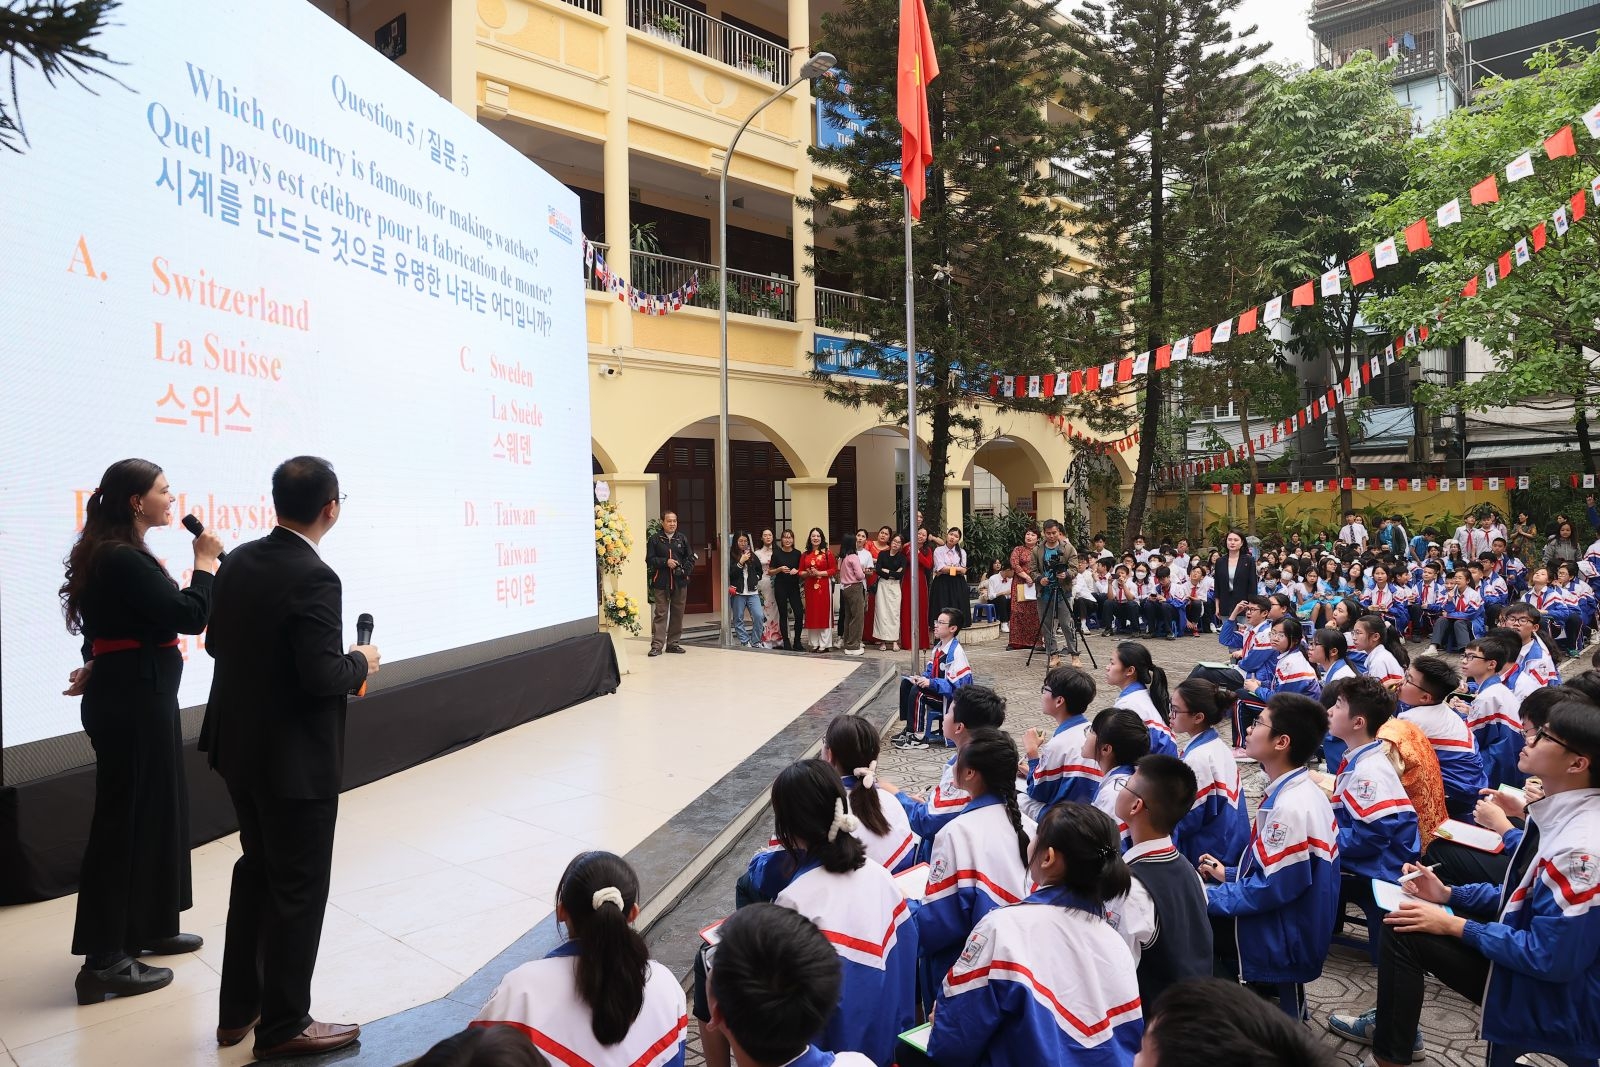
[547,207,575,245]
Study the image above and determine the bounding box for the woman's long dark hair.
[956,728,1030,869]
[61,458,165,634]
[556,851,650,1046]
[1115,641,1170,717]
[824,716,889,836]
[772,759,866,874]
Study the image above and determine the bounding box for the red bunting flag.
[1498,251,1513,278]
[1404,218,1431,252]
[1349,252,1375,286]
[1154,344,1172,370]
[1545,124,1577,160]
[1192,328,1213,354]
[1462,275,1479,298]
[1291,281,1315,307]
[1533,222,1548,251]
[1237,307,1258,334]
[1470,174,1499,205]
[1573,192,1589,222]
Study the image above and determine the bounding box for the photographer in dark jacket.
[647,510,696,657]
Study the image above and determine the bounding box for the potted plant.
[648,14,683,44]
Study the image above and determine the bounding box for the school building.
[308,0,1128,615]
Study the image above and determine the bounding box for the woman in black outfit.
[60,459,222,1003]
[1211,528,1258,620]
[768,527,805,651]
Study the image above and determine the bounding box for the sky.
[1232,0,1315,70]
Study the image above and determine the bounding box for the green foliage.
[0,0,122,152]
[961,509,1034,576]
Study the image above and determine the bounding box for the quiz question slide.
[0,0,592,747]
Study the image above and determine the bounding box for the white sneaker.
[1422,644,1440,657]
[1000,623,1010,633]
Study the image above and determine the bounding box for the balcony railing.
[815,286,883,334]
[627,0,793,85]
[588,248,797,320]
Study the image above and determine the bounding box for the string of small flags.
[1210,474,1600,497]
[982,98,1600,404]
[582,237,701,316]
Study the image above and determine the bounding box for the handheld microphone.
[181,514,226,559]
[355,613,374,697]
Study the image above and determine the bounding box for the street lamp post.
[716,50,836,649]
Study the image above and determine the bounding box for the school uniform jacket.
[1452,787,1600,1061]
[1333,739,1420,881]
[918,795,1032,985]
[1172,730,1249,868]
[1114,684,1178,757]
[774,859,919,1066]
[1465,675,1526,789]
[1206,768,1341,984]
[844,776,918,873]
[928,887,1142,1067]
[473,942,687,1067]
[1023,716,1102,820]
[1361,645,1405,688]
[1400,702,1487,807]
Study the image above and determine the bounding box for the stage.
[0,643,870,1067]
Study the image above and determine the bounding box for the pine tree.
[1058,0,1265,544]
[1,1,122,153]
[808,0,1102,531]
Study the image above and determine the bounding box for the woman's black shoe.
[139,932,204,956]
[76,957,174,1004]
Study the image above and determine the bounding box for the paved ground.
[669,622,1570,1066]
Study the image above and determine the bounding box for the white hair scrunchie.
[592,886,626,912]
[827,797,860,842]
[854,761,878,791]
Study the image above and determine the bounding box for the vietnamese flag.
[1471,174,1499,205]
[897,0,940,219]
[1545,124,1577,160]
[1404,218,1431,252]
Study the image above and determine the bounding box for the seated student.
[894,608,972,749]
[1107,564,1142,635]
[1185,563,1215,636]
[1200,693,1341,1021]
[1450,636,1526,790]
[1330,698,1600,1067]
[1136,978,1337,1067]
[417,1026,552,1067]
[705,904,878,1067]
[1189,596,1274,691]
[1397,657,1487,819]
[1235,617,1318,740]
[1501,602,1561,687]
[822,716,917,873]
[1072,557,1110,632]
[1328,676,1421,959]
[1415,561,1449,638]
[1309,627,1361,770]
[1353,614,1407,689]
[927,802,1143,1067]
[475,852,687,1067]
[1112,756,1213,1014]
[1085,707,1151,852]
[732,761,916,1066]
[1166,679,1249,869]
[1109,642,1178,757]
[1022,666,1103,820]
[884,686,1006,860]
[917,729,1033,987]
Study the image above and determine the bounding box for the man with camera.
[1035,519,1081,669]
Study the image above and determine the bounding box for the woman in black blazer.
[1212,528,1258,619]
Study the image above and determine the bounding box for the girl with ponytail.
[733,759,917,1065]
[823,716,918,872]
[927,803,1142,1067]
[915,728,1032,987]
[475,851,687,1064]
[1109,641,1177,756]
[1168,679,1250,868]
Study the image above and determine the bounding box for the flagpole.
[905,192,922,675]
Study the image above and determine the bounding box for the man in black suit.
[200,456,380,1060]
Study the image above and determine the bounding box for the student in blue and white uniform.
[706,905,878,1067]
[1453,636,1526,790]
[886,686,1007,862]
[475,851,687,1067]
[917,729,1033,988]
[1022,667,1103,820]
[738,760,917,1065]
[1109,642,1178,757]
[927,803,1143,1067]
[1308,626,1361,770]
[1201,694,1341,1021]
[1398,656,1487,819]
[1166,679,1249,870]
[823,716,918,873]
[1331,697,1600,1067]
[1084,708,1150,853]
